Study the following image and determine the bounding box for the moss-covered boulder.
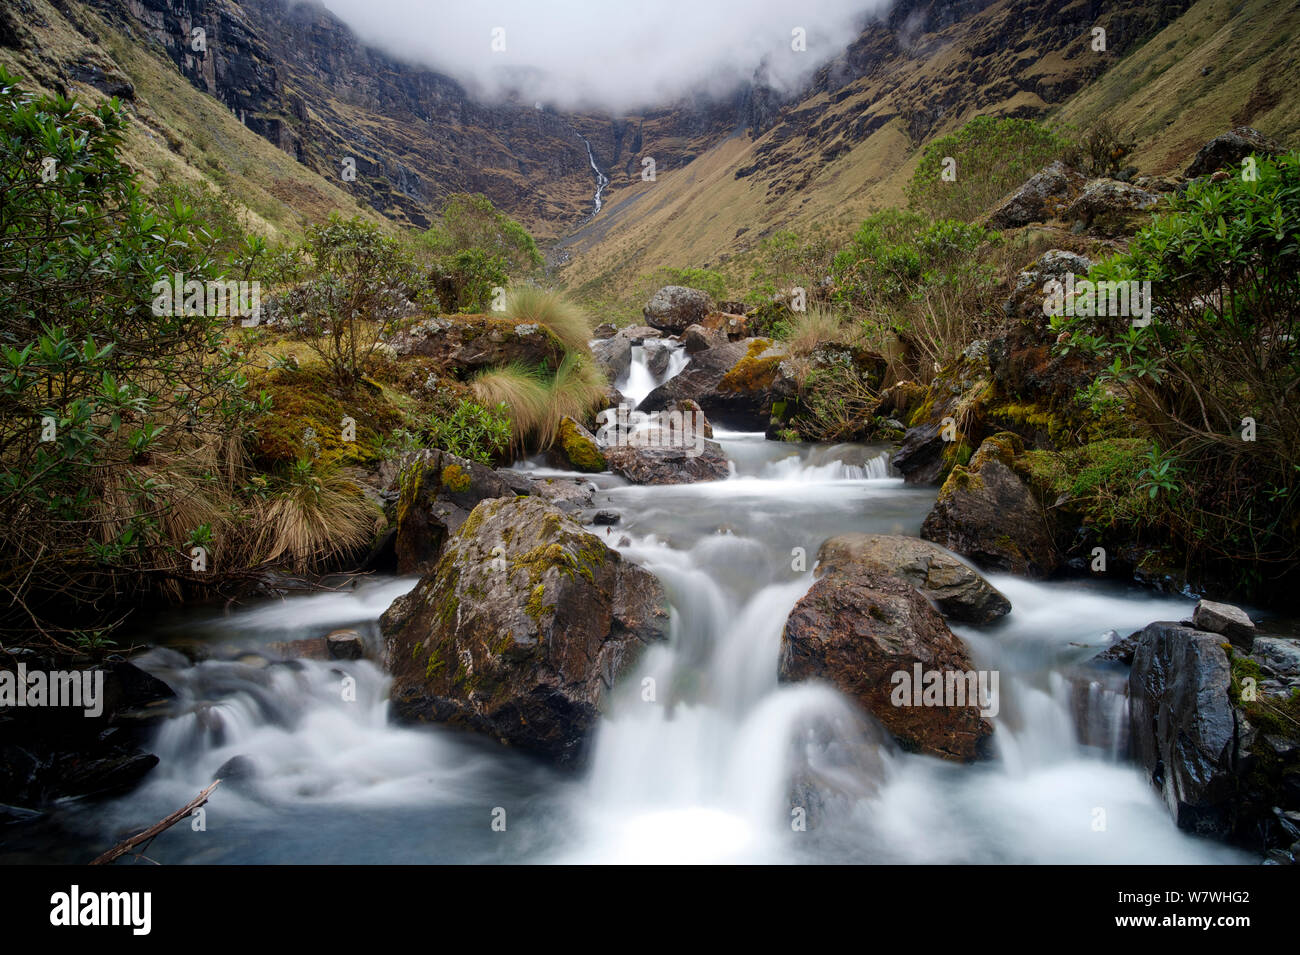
[892,347,994,486]
[392,450,516,575]
[552,416,606,473]
[920,432,1059,578]
[381,497,669,764]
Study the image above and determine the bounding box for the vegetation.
[418,193,543,312]
[905,116,1070,222]
[1050,151,1300,595]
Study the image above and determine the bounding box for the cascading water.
[614,340,690,408]
[577,132,609,217]
[8,432,1253,864]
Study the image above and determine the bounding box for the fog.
[316,0,892,111]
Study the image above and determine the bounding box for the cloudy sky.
[317,0,891,111]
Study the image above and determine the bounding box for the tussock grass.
[471,363,552,450]
[505,287,593,354]
[783,306,854,356]
[248,459,380,573]
[540,353,607,448]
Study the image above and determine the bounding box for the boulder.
[392,450,515,575]
[590,326,664,383]
[381,497,669,764]
[602,438,729,485]
[1191,599,1256,650]
[551,417,607,474]
[643,286,716,333]
[988,160,1087,228]
[781,566,994,761]
[1128,623,1240,834]
[387,314,566,377]
[1186,127,1282,179]
[920,433,1059,578]
[325,629,366,661]
[817,534,1011,625]
[1062,179,1159,234]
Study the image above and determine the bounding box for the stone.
[988,160,1086,228]
[816,534,1011,625]
[643,286,716,333]
[381,497,669,764]
[1186,127,1282,179]
[392,449,515,575]
[1191,599,1256,650]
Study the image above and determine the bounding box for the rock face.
[387,314,567,377]
[643,286,716,333]
[781,565,994,761]
[1186,127,1282,178]
[921,433,1059,578]
[817,535,1011,625]
[381,497,669,764]
[393,450,516,575]
[988,160,1086,228]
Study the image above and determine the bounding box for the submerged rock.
[780,564,994,761]
[381,497,669,765]
[920,433,1059,578]
[816,534,1011,625]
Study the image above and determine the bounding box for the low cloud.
[316,0,891,111]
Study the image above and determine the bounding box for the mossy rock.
[555,416,606,473]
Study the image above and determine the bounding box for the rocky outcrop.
[921,433,1059,578]
[781,565,994,761]
[892,345,994,486]
[1062,179,1159,235]
[643,286,716,333]
[392,450,515,575]
[816,535,1011,625]
[387,314,567,377]
[988,160,1086,228]
[1186,127,1282,179]
[381,497,669,764]
[640,337,779,427]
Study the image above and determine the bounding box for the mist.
[316,0,893,112]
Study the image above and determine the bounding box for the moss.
[1230,652,1300,741]
[1020,438,1148,527]
[441,462,472,493]
[719,338,782,393]
[908,395,936,428]
[988,399,1073,447]
[525,583,548,621]
[424,646,445,680]
[557,417,606,473]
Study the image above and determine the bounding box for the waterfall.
[577,132,609,217]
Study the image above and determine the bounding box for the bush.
[906,116,1070,222]
[419,193,542,312]
[285,215,417,384]
[1051,151,1300,597]
[0,70,259,641]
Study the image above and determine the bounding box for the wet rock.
[643,286,716,333]
[920,433,1059,578]
[1186,127,1282,179]
[988,160,1087,228]
[592,510,620,526]
[640,337,768,425]
[681,323,722,354]
[781,565,994,761]
[602,439,730,485]
[1191,599,1256,650]
[392,449,515,575]
[527,476,596,513]
[643,339,676,377]
[326,629,366,661]
[1128,623,1238,835]
[265,639,328,661]
[1094,630,1140,665]
[550,417,606,474]
[591,322,618,339]
[214,755,258,782]
[816,534,1011,625]
[590,326,662,382]
[381,497,670,765]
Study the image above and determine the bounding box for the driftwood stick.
[89,780,221,866]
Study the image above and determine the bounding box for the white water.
[615,341,690,408]
[577,132,609,217]
[15,419,1253,864]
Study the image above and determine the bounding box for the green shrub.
[418,193,542,312]
[906,116,1070,222]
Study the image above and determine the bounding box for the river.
[0,348,1253,864]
